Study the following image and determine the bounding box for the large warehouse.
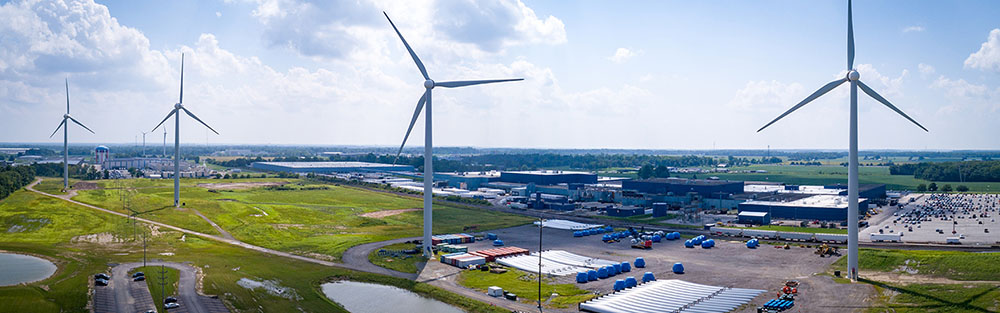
[738,194,868,221]
[498,170,597,185]
[250,161,415,174]
[622,177,743,198]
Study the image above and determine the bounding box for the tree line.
[891,160,1000,182]
[0,165,35,200]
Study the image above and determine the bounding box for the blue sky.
[1,0,998,150]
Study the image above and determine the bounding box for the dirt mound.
[71,233,121,244]
[360,208,421,219]
[72,182,98,190]
[197,181,288,190]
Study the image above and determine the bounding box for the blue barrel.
[605,266,616,276]
[673,262,685,274]
[620,262,631,272]
[652,235,662,242]
[746,240,755,248]
[613,263,622,274]
[573,231,582,237]
[588,270,598,281]
[707,239,715,247]
[605,226,614,232]
[590,229,597,235]
[634,257,646,268]
[583,229,591,236]
[613,279,626,291]
[576,272,589,283]
[602,234,610,241]
[597,267,608,279]
[684,240,694,248]
[701,240,712,248]
[641,272,655,283]
[493,239,504,246]
[674,232,681,240]
[487,233,497,240]
[625,276,637,288]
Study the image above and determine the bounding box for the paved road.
[110,261,229,313]
[341,237,420,280]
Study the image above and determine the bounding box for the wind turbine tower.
[384,12,523,256]
[151,54,219,207]
[48,79,95,191]
[757,0,927,281]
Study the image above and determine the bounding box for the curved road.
[341,237,420,280]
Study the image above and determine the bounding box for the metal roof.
[579,279,765,313]
[738,211,769,217]
[253,161,406,169]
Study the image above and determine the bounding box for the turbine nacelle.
[174,103,183,110]
[847,70,860,81]
[424,79,435,89]
[63,114,71,119]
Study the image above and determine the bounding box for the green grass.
[670,165,1000,192]
[0,189,512,313]
[33,177,79,195]
[832,249,1000,281]
[134,266,179,313]
[862,279,1000,313]
[732,225,849,234]
[368,242,427,274]
[457,268,595,309]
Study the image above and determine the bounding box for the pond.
[321,281,465,313]
[0,253,57,286]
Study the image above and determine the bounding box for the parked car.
[164,302,180,310]
[132,272,145,278]
[133,276,146,282]
[95,278,109,286]
[94,273,110,280]
[164,297,178,304]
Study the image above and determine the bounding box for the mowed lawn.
[671,165,1000,192]
[69,178,533,261]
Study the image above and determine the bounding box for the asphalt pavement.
[109,261,228,313]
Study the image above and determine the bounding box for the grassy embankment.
[0,189,511,312]
[458,268,595,309]
[368,242,428,274]
[132,266,179,313]
[831,249,1000,313]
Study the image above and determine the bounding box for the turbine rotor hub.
[847,70,860,81]
[424,79,435,89]
[174,103,183,110]
[63,114,70,119]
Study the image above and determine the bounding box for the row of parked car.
[94,271,180,310]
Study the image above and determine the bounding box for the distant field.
[671,165,1000,192]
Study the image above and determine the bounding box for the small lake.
[321,281,464,313]
[0,253,57,286]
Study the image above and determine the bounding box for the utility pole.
[538,217,543,313]
[158,265,168,304]
[142,233,147,268]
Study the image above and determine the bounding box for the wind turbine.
[757,0,927,281]
[151,53,219,208]
[49,79,95,191]
[141,131,148,157]
[384,12,523,257]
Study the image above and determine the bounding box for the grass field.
[832,249,1000,281]
[368,242,427,274]
[134,266,179,313]
[457,268,595,308]
[32,177,79,195]
[0,189,512,313]
[668,165,1000,192]
[863,279,1000,313]
[64,177,533,261]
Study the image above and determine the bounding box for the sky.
[1,0,999,150]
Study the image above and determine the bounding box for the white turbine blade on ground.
[436,78,524,88]
[181,107,219,135]
[857,80,928,132]
[758,78,847,132]
[847,0,855,70]
[394,92,427,164]
[151,109,177,132]
[179,53,185,104]
[49,119,66,138]
[68,116,95,134]
[383,12,429,80]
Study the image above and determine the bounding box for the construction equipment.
[631,239,652,250]
[814,244,840,257]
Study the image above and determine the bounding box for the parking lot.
[862,193,1000,245]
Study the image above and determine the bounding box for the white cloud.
[964,28,1000,72]
[930,76,1000,113]
[902,26,925,33]
[918,63,935,77]
[608,48,636,64]
[215,11,222,17]
[728,80,804,111]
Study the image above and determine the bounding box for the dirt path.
[190,208,236,240]
[359,208,420,218]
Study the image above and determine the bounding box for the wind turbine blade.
[394,92,427,165]
[182,107,219,135]
[858,80,928,132]
[68,116,95,134]
[49,120,66,138]
[151,109,177,132]
[179,53,185,103]
[383,12,430,80]
[847,0,855,70]
[436,78,524,88]
[65,78,70,114]
[758,78,847,132]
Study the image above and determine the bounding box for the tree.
[942,184,953,192]
[956,185,969,192]
[928,182,938,191]
[653,165,670,178]
[916,184,927,192]
[637,165,654,179]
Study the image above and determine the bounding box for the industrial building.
[499,170,597,185]
[250,161,415,174]
[623,178,743,198]
[738,194,868,221]
[436,171,500,190]
[737,211,771,225]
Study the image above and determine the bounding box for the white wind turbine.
[757,0,927,281]
[384,12,523,257]
[151,53,219,208]
[49,79,95,191]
